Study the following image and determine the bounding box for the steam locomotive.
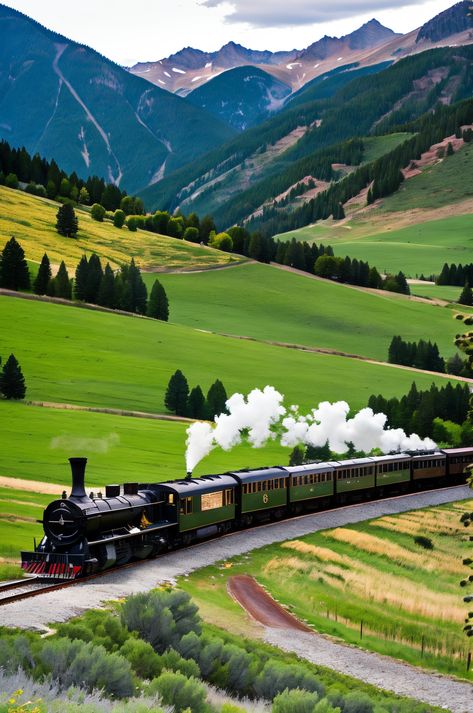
[22,448,473,579]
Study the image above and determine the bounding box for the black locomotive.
[22,448,473,579]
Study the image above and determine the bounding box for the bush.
[120,638,161,679]
[113,209,126,228]
[126,216,139,232]
[57,610,128,652]
[5,172,19,189]
[91,203,106,222]
[39,637,134,698]
[272,688,320,713]
[148,671,207,713]
[160,647,200,679]
[209,231,233,252]
[25,182,46,197]
[414,535,434,550]
[121,589,200,654]
[183,227,199,243]
[342,692,374,713]
[255,661,324,700]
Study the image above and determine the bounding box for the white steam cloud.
[50,433,120,454]
[185,386,436,472]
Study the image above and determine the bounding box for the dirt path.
[27,400,193,423]
[228,575,312,632]
[0,476,67,495]
[228,575,473,712]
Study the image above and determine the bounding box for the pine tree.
[74,255,89,300]
[53,261,72,299]
[56,203,78,238]
[84,254,103,303]
[147,279,169,321]
[165,370,189,416]
[459,283,473,306]
[97,263,116,308]
[206,379,228,420]
[187,385,206,419]
[33,253,51,295]
[0,353,26,399]
[0,236,30,290]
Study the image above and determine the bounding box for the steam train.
[22,448,473,579]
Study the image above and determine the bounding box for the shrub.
[198,637,225,677]
[113,209,126,228]
[39,638,134,698]
[121,589,200,654]
[183,227,199,243]
[342,692,374,713]
[272,688,320,713]
[126,216,139,232]
[148,671,207,713]
[160,647,200,679]
[91,203,106,222]
[5,172,19,189]
[120,638,161,679]
[414,535,434,550]
[176,631,202,662]
[25,182,46,197]
[255,661,324,700]
[209,231,233,252]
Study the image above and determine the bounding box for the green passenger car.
[160,475,236,533]
[230,467,288,516]
[334,457,376,494]
[374,454,411,487]
[286,463,335,503]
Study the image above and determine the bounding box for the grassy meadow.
[181,500,473,680]
[0,186,241,271]
[152,263,464,360]
[0,295,457,415]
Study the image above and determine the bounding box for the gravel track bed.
[1,486,471,709]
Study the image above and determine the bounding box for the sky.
[2,0,458,65]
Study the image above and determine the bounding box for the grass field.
[0,186,240,271]
[0,294,461,416]
[278,213,473,277]
[181,500,473,680]
[150,263,464,360]
[410,284,464,302]
[361,133,414,163]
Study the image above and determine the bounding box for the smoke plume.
[50,432,120,454]
[185,386,436,473]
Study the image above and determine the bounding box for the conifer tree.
[53,261,72,299]
[165,370,189,416]
[74,255,89,300]
[97,263,116,308]
[33,253,52,295]
[459,283,473,306]
[206,379,228,420]
[0,236,30,290]
[0,353,26,399]
[84,254,103,303]
[56,203,78,238]
[187,385,206,419]
[147,279,169,321]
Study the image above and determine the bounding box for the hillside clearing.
[0,186,241,271]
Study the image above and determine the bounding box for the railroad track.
[1,483,469,608]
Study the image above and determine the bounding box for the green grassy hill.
[277,143,473,277]
[152,263,463,360]
[0,294,453,415]
[0,186,241,271]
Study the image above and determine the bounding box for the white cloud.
[199,0,432,27]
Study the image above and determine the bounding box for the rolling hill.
[0,4,234,194]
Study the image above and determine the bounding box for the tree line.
[165,370,227,419]
[368,381,472,444]
[388,336,446,372]
[0,139,141,212]
[0,237,169,320]
[437,262,473,287]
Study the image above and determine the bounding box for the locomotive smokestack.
[69,457,88,499]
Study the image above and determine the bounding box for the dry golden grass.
[281,540,345,564]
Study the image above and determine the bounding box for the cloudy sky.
[3,0,456,64]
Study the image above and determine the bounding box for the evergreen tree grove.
[0,353,26,399]
[459,283,473,306]
[187,385,206,419]
[206,379,228,419]
[53,261,72,299]
[147,279,169,321]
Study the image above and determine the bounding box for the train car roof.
[229,466,287,483]
[411,451,445,460]
[160,474,237,496]
[285,462,336,474]
[370,453,411,462]
[332,457,375,467]
[440,447,473,455]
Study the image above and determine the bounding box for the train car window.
[262,481,267,491]
[257,482,262,492]
[224,489,234,506]
[168,494,175,505]
[280,478,285,488]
